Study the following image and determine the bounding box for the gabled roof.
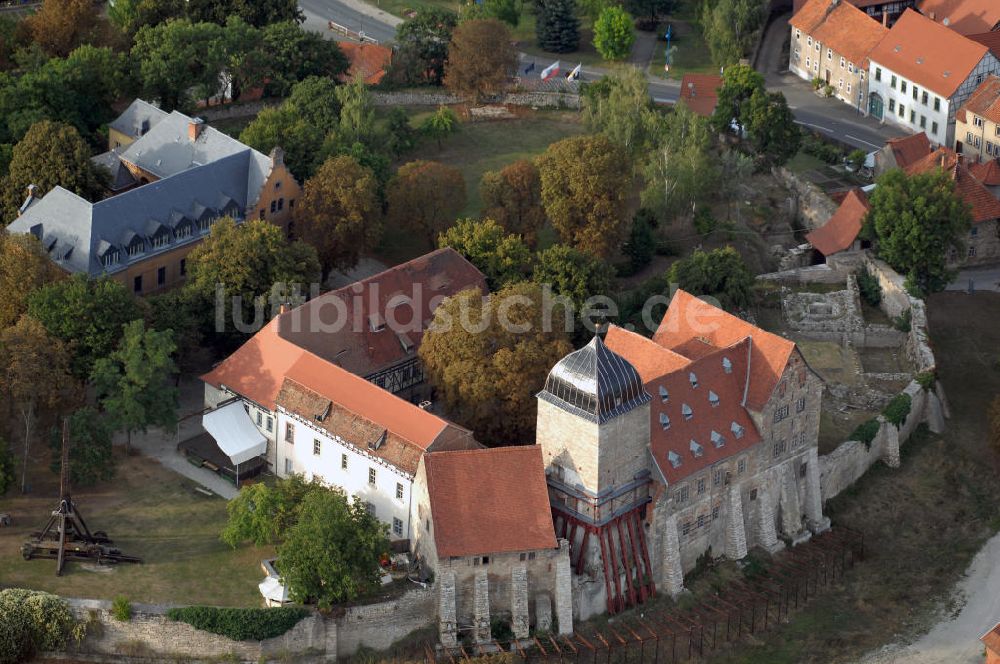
[905,146,1000,222]
[806,188,871,256]
[91,151,138,192]
[869,9,990,98]
[970,158,1000,185]
[917,0,1000,35]
[277,248,486,378]
[339,42,393,85]
[969,31,1000,59]
[790,0,889,66]
[604,325,690,382]
[423,446,556,557]
[956,74,1000,124]
[653,290,796,412]
[678,74,723,117]
[982,622,1000,656]
[885,132,932,169]
[108,98,168,139]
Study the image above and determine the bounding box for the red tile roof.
[905,146,1000,222]
[679,74,723,117]
[970,158,1000,185]
[969,30,1000,59]
[956,74,1000,124]
[885,132,932,169]
[790,0,888,66]
[277,248,486,378]
[806,188,870,256]
[869,9,990,98]
[604,325,690,383]
[917,0,1000,35]
[338,42,393,85]
[983,622,1000,656]
[423,446,557,557]
[653,290,796,412]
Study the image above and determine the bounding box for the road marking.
[844,134,882,149]
[794,120,832,133]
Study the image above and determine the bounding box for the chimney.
[882,10,888,26]
[188,117,204,142]
[17,184,38,217]
[279,303,291,314]
[269,146,285,167]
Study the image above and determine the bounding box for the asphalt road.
[300,0,910,151]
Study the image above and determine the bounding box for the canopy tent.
[202,401,267,465]
[259,575,290,605]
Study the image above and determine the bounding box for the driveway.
[858,532,1000,664]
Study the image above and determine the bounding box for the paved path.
[858,532,1000,664]
[946,264,1000,293]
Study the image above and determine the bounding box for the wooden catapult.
[21,419,142,575]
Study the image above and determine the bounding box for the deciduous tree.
[864,168,971,294]
[49,407,114,486]
[420,105,459,150]
[222,474,317,547]
[742,88,800,166]
[438,217,532,288]
[108,0,186,35]
[0,444,14,496]
[583,68,663,158]
[335,78,376,147]
[700,0,764,68]
[593,6,635,61]
[261,21,348,96]
[532,243,614,310]
[186,0,303,27]
[536,134,631,258]
[395,8,458,85]
[132,19,228,110]
[642,102,717,217]
[480,160,546,247]
[535,0,580,53]
[0,232,61,330]
[419,282,573,443]
[711,63,764,135]
[444,19,517,99]
[91,319,178,455]
[387,160,467,246]
[295,155,382,276]
[462,0,521,27]
[625,0,676,25]
[277,488,389,609]
[1,120,106,219]
[21,0,100,57]
[667,246,754,311]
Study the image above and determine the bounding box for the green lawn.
[648,1,716,80]
[0,455,273,607]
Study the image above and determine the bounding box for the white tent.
[258,575,290,606]
[202,401,267,465]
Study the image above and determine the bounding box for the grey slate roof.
[108,99,168,141]
[539,335,651,424]
[8,151,256,276]
[91,151,137,192]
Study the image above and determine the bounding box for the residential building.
[805,188,872,260]
[955,75,1000,159]
[984,622,1000,664]
[867,9,1000,146]
[969,157,1000,196]
[677,74,723,117]
[792,0,916,26]
[789,0,888,112]
[106,98,167,151]
[874,131,932,174]
[917,0,1000,35]
[8,102,301,294]
[536,291,828,617]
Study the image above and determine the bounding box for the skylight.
[708,390,719,407]
[659,385,669,403]
[659,413,671,430]
[722,357,732,374]
[731,421,744,438]
[711,430,725,448]
[682,404,693,420]
[689,372,698,388]
[689,440,703,458]
[668,451,682,468]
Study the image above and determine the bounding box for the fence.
[422,528,865,663]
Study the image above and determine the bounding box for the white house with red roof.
[537,290,828,616]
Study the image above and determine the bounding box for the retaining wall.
[772,166,839,231]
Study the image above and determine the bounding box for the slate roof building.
[8,100,301,295]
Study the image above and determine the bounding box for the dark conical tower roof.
[539,335,650,424]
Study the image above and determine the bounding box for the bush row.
[165,606,310,641]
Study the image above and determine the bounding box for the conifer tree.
[535,0,580,53]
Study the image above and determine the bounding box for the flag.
[540,60,560,81]
[524,60,535,75]
[665,23,672,40]
[566,63,582,81]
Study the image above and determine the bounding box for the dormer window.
[659,386,669,403]
[710,431,725,448]
[689,440,703,458]
[369,312,386,332]
[126,237,144,257]
[689,372,698,388]
[175,221,193,239]
[722,357,732,374]
[731,421,744,439]
[659,413,670,430]
[397,332,415,353]
[708,390,719,407]
[198,215,216,232]
[101,248,120,267]
[150,231,170,249]
[668,451,682,468]
[682,403,693,420]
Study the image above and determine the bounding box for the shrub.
[112,596,132,622]
[0,589,79,664]
[847,149,867,171]
[802,134,842,164]
[851,419,880,449]
[811,77,823,90]
[883,393,912,428]
[823,84,834,97]
[693,206,717,236]
[856,267,881,307]
[892,308,912,332]
[165,606,310,642]
[916,370,936,391]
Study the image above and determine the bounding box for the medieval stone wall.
[772,166,840,231]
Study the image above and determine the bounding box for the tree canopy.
[742,88,800,166]
[536,134,631,258]
[387,160,467,246]
[419,282,573,444]
[222,474,317,547]
[0,232,62,330]
[711,63,765,135]
[583,68,663,159]
[131,18,231,110]
[532,243,615,312]
[667,246,754,311]
[394,9,458,86]
[864,168,972,294]
[480,160,546,247]
[444,19,517,100]
[593,6,635,61]
[21,0,102,57]
[700,0,765,67]
[49,406,114,486]
[186,0,304,27]
[261,21,348,96]
[535,0,580,53]
[642,101,718,217]
[438,217,532,289]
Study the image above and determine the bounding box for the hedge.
[0,589,79,664]
[165,606,310,641]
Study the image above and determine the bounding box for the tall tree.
[480,160,546,247]
[535,0,580,53]
[260,21,348,96]
[0,316,76,493]
[222,474,317,547]
[438,217,532,289]
[700,0,765,68]
[107,0,186,36]
[462,0,521,27]
[583,68,663,159]
[21,0,100,57]
[625,0,676,25]
[444,19,517,100]
[335,78,376,147]
[386,161,467,246]
[27,274,145,379]
[710,63,765,135]
[0,232,61,330]
[593,6,635,61]
[532,243,614,311]
[420,105,459,150]
[1,120,106,219]
[91,320,178,455]
[49,406,114,486]
[742,88,800,166]
[186,0,304,27]
[419,282,573,444]
[277,488,389,609]
[667,246,754,311]
[641,102,717,217]
[395,8,458,86]
[132,19,228,110]
[294,155,382,276]
[536,134,631,258]
[864,169,972,295]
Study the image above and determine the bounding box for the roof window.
[659,385,669,403]
[711,430,725,448]
[668,451,682,468]
[659,413,671,430]
[708,390,719,407]
[689,440,703,458]
[731,421,745,439]
[722,357,732,374]
[682,403,693,420]
[689,372,698,388]
[369,312,386,332]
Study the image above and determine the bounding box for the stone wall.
[772,166,839,231]
[334,585,436,657]
[861,254,935,372]
[372,90,582,109]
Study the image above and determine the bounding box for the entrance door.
[868,93,884,120]
[825,69,831,84]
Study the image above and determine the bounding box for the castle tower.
[536,335,656,614]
